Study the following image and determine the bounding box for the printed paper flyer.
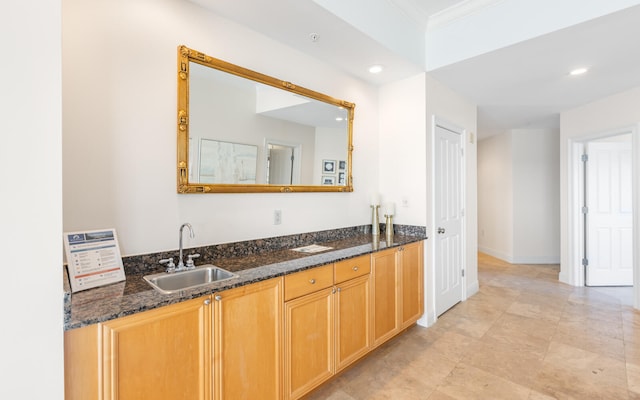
[64,229,126,292]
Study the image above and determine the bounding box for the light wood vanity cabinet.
[101,296,212,400]
[284,255,371,400]
[65,241,424,400]
[334,274,371,371]
[371,247,401,347]
[284,286,335,399]
[371,240,424,348]
[333,256,371,372]
[400,241,424,329]
[65,278,283,400]
[213,277,283,400]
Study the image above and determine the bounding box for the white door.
[434,124,464,316]
[585,141,633,286]
[267,144,293,184]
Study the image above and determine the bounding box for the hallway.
[306,253,640,399]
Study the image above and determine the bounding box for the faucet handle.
[186,253,200,269]
[159,257,176,273]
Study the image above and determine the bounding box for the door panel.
[434,124,464,316]
[586,141,633,286]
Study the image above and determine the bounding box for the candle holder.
[370,205,380,236]
[384,214,394,244]
[372,234,380,250]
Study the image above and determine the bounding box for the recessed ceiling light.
[369,65,383,74]
[570,67,588,76]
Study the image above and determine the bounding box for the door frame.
[264,138,302,184]
[428,116,467,322]
[567,124,639,307]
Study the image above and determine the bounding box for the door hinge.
[582,258,589,267]
[581,154,589,162]
[461,269,465,277]
[460,148,464,156]
[582,206,588,214]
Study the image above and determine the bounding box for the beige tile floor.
[305,253,640,400]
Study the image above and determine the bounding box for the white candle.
[384,202,395,216]
[370,193,380,206]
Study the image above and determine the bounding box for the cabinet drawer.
[334,255,370,284]
[284,264,333,301]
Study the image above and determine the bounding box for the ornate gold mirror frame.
[177,45,355,193]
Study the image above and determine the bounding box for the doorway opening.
[569,127,637,304]
[265,139,301,185]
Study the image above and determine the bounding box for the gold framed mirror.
[177,45,355,193]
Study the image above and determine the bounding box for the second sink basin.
[144,264,238,294]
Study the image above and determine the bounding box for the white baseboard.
[478,246,559,264]
[417,310,436,327]
[478,246,513,262]
[558,270,573,286]
[511,255,560,264]
[467,280,479,298]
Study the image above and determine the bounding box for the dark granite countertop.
[64,233,425,331]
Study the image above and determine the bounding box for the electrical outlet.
[273,210,282,225]
[401,197,409,207]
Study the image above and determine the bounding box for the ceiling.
[188,0,640,138]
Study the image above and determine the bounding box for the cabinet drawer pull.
[214,295,222,301]
[352,266,359,271]
[309,279,316,284]
[204,299,211,305]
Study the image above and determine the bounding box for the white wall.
[478,133,514,259]
[560,85,640,308]
[378,73,428,225]
[512,129,560,263]
[478,129,560,264]
[0,1,64,399]
[62,0,380,256]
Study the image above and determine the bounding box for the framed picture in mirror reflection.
[322,176,335,185]
[322,160,336,174]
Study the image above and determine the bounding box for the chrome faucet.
[159,223,200,273]
[178,222,194,270]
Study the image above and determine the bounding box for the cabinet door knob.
[337,287,342,292]
[204,299,211,305]
[214,295,222,301]
[352,266,359,271]
[309,279,316,284]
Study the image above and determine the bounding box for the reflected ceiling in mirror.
[177,45,355,193]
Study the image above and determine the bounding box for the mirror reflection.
[177,45,355,193]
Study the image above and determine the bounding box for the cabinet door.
[213,277,283,400]
[335,274,370,372]
[371,247,400,348]
[400,241,424,329]
[64,324,100,400]
[284,287,334,400]
[102,296,212,400]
